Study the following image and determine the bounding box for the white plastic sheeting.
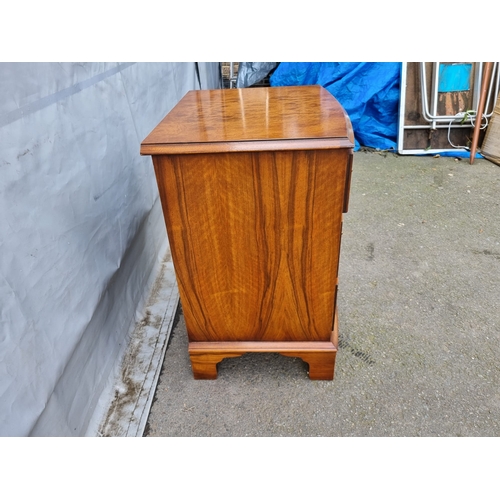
[0,62,221,436]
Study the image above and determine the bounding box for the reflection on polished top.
[140,85,354,154]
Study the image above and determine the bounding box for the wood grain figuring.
[153,149,348,343]
[189,346,337,381]
[141,85,354,155]
[188,312,339,380]
[142,86,354,380]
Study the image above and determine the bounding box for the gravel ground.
[145,150,500,437]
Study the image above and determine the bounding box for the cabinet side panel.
[153,150,347,342]
[258,149,347,341]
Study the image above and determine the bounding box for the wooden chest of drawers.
[141,85,354,380]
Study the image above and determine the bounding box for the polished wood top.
[141,85,354,154]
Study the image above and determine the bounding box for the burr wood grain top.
[140,85,354,154]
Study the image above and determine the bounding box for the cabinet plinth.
[141,85,354,380]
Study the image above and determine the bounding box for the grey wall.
[0,62,221,436]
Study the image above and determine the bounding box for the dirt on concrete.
[145,151,500,437]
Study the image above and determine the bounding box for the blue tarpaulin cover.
[270,62,401,151]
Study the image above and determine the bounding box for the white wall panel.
[0,62,220,436]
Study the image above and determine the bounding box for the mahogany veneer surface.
[141,85,354,380]
[141,85,354,154]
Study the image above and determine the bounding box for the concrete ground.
[145,150,500,437]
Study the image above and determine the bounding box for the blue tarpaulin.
[270,62,401,151]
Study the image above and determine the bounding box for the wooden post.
[470,62,493,164]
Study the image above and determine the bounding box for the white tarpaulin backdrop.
[0,62,221,436]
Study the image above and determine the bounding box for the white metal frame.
[398,62,499,155]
